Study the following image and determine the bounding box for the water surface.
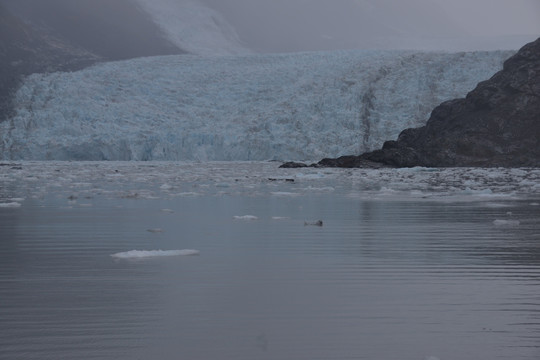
[1,162,539,359]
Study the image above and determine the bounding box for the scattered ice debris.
[147,228,164,233]
[233,215,258,220]
[111,249,200,259]
[0,202,22,208]
[493,219,520,227]
[272,216,290,220]
[160,184,173,190]
[304,220,323,227]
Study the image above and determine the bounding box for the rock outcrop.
[316,37,540,168]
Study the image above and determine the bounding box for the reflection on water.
[0,163,539,360]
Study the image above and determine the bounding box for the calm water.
[1,162,539,360]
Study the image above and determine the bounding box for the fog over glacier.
[1,50,512,161]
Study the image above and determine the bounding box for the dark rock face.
[318,37,540,168]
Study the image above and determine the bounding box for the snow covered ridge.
[0,50,513,161]
[133,0,250,56]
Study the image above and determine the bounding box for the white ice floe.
[111,249,200,259]
[271,192,301,197]
[233,215,258,220]
[0,202,22,208]
[493,219,520,227]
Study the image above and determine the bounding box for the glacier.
[0,50,513,161]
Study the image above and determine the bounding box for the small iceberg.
[233,215,258,220]
[0,202,22,208]
[111,249,200,259]
[493,219,520,227]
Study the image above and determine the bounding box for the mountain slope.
[134,0,250,56]
[0,4,98,120]
[0,0,184,120]
[2,0,182,60]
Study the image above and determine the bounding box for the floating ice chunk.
[272,216,290,220]
[0,202,22,208]
[234,215,258,220]
[175,192,201,197]
[493,219,520,227]
[160,184,173,190]
[111,249,200,259]
[271,192,301,197]
[161,209,175,213]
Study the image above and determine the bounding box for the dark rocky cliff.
[317,37,540,168]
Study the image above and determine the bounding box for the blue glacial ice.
[0,50,513,161]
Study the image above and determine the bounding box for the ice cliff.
[0,50,513,161]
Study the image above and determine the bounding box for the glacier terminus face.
[0,50,513,161]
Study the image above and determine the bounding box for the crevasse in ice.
[0,50,512,161]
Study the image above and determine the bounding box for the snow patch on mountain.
[0,50,512,161]
[134,0,250,56]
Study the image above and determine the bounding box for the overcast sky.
[3,0,539,54]
[201,0,540,52]
[434,0,540,36]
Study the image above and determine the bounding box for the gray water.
[1,162,539,360]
